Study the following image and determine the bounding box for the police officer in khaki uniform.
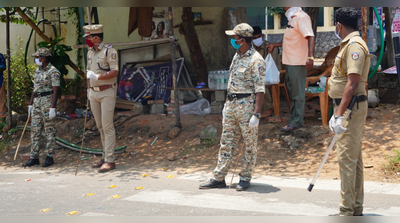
[328,7,370,216]
[199,23,266,191]
[83,24,119,173]
[252,26,282,117]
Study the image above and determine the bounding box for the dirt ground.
[1,99,400,183]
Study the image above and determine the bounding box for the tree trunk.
[168,7,181,129]
[179,7,208,85]
[384,7,396,68]
[6,7,12,129]
[15,7,85,79]
[305,7,319,43]
[361,8,367,43]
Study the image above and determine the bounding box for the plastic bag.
[179,99,211,115]
[264,54,280,85]
[318,76,327,91]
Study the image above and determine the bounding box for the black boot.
[236,180,250,191]
[199,179,226,189]
[22,158,40,167]
[42,156,54,167]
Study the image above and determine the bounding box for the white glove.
[86,70,98,80]
[249,115,259,129]
[329,115,347,134]
[87,88,91,99]
[49,108,56,119]
[28,105,33,117]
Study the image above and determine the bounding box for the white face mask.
[334,23,341,40]
[35,58,42,66]
[285,7,301,22]
[252,37,263,47]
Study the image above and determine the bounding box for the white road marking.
[0,171,46,175]
[80,212,114,216]
[124,189,337,216]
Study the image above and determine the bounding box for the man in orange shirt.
[268,7,315,131]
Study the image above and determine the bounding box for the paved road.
[1,165,399,216]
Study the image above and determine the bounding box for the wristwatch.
[253,113,261,119]
[307,57,315,60]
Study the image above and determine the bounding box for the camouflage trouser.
[213,96,258,182]
[30,95,56,159]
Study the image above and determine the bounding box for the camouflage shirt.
[33,62,60,92]
[228,46,266,94]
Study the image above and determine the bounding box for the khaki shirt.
[254,40,282,70]
[33,62,60,92]
[87,42,119,87]
[228,47,266,94]
[328,31,371,99]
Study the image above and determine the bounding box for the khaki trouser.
[0,86,6,118]
[334,100,367,216]
[90,86,117,163]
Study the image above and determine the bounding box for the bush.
[384,149,400,174]
[4,38,36,114]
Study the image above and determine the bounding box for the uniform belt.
[333,95,367,106]
[91,83,116,92]
[33,91,53,97]
[227,93,251,101]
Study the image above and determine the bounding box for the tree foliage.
[0,7,36,24]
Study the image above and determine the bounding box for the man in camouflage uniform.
[199,23,266,191]
[23,48,60,167]
[328,7,370,216]
[83,24,119,173]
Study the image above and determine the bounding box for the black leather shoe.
[22,158,40,167]
[354,213,364,216]
[199,179,226,189]
[329,214,339,216]
[41,156,54,167]
[236,180,250,191]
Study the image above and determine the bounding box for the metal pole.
[5,7,12,129]
[265,7,268,41]
[87,7,92,25]
[168,7,181,128]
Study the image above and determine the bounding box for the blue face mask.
[230,38,242,50]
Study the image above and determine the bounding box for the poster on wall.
[392,9,400,34]
[117,58,184,102]
[373,7,383,28]
[143,18,170,40]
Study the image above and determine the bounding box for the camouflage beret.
[31,47,52,57]
[225,23,254,37]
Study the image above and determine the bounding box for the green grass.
[0,138,12,155]
[384,149,400,174]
